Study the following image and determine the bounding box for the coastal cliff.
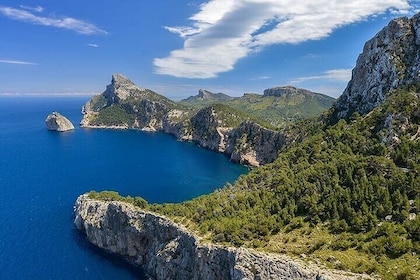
[80,74,296,166]
[74,194,372,280]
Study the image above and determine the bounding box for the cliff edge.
[74,194,373,280]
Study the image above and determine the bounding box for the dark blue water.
[0,96,248,279]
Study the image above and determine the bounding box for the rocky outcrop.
[332,13,420,121]
[178,106,293,166]
[226,121,288,166]
[45,112,75,132]
[80,74,177,130]
[74,195,373,280]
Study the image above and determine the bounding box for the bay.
[0,96,248,279]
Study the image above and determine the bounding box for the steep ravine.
[74,195,373,280]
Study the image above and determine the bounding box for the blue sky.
[1,0,419,99]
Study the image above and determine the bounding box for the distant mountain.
[181,86,336,127]
[181,89,234,104]
[227,86,335,127]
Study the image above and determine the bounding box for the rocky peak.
[331,13,420,121]
[263,86,319,97]
[182,89,233,102]
[105,73,146,105]
[197,89,213,99]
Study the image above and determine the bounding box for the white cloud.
[0,59,36,65]
[292,69,353,84]
[0,6,107,35]
[87,43,99,48]
[251,75,271,81]
[154,0,415,78]
[19,5,44,13]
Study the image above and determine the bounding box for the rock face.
[332,13,420,121]
[74,195,372,280]
[179,107,293,166]
[45,112,74,132]
[226,121,287,166]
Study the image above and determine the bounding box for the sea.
[0,96,248,279]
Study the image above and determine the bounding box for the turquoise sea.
[0,96,248,279]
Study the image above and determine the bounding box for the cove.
[0,96,248,279]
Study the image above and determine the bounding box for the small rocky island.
[45,112,75,132]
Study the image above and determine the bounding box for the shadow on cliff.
[71,228,147,280]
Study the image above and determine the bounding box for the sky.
[1,0,419,99]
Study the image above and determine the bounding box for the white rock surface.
[332,13,420,120]
[45,111,74,132]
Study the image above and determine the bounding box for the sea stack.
[45,112,75,132]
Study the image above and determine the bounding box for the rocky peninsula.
[45,111,75,132]
[74,194,373,280]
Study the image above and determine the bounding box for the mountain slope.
[228,87,335,127]
[93,88,419,280]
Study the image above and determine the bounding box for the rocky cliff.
[80,74,181,131]
[185,105,293,166]
[331,13,420,121]
[45,112,75,132]
[80,75,295,166]
[74,194,372,280]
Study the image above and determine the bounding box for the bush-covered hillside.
[89,90,420,279]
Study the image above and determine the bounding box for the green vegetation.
[89,94,107,111]
[180,91,335,128]
[88,90,420,280]
[227,93,335,127]
[91,105,134,126]
[210,103,276,129]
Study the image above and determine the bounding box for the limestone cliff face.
[332,13,420,121]
[74,195,372,280]
[226,121,289,166]
[45,112,75,132]
[189,106,226,151]
[179,106,292,166]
